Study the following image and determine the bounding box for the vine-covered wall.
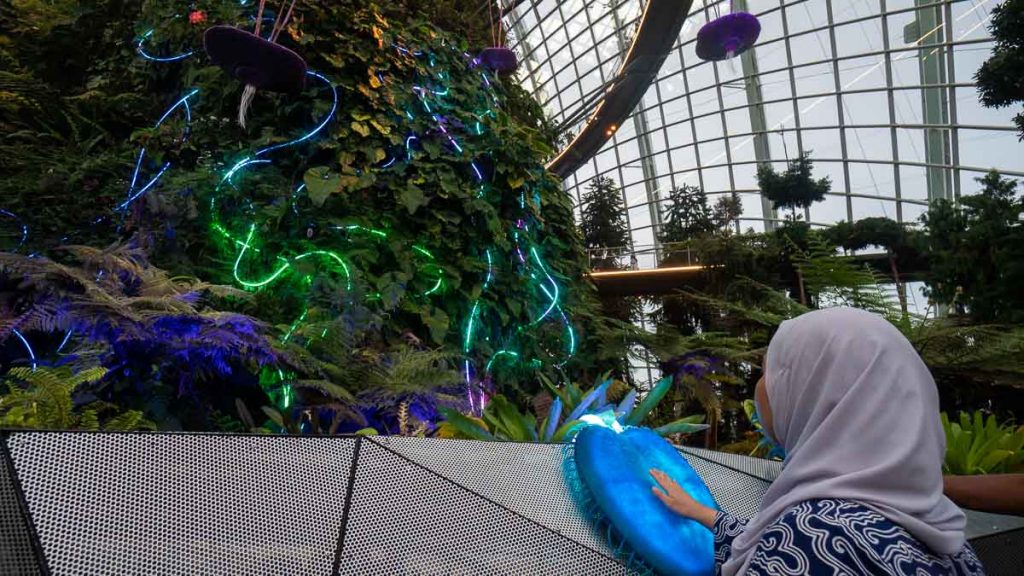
[0,0,627,421]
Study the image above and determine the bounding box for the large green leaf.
[654,416,709,437]
[303,167,342,207]
[624,376,673,426]
[438,407,494,440]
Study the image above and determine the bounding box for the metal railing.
[586,242,700,272]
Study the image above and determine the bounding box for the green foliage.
[0,0,626,433]
[791,235,897,315]
[923,170,1024,322]
[942,411,1024,475]
[437,374,707,442]
[660,184,714,245]
[756,153,831,220]
[0,366,154,430]
[975,0,1024,140]
[579,176,630,257]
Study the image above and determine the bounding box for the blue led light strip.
[0,209,28,252]
[254,71,338,157]
[11,329,37,372]
[136,29,195,62]
[116,89,198,212]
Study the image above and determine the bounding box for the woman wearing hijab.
[651,307,985,575]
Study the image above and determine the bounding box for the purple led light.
[695,12,761,61]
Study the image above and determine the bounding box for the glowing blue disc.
[573,425,718,576]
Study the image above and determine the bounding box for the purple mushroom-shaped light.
[695,12,761,61]
[204,25,308,93]
[478,46,518,74]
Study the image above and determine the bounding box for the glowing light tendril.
[137,29,195,62]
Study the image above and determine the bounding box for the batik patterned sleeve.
[712,511,749,574]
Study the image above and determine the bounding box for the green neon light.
[463,301,480,354]
[530,247,559,324]
[412,245,434,259]
[281,308,309,344]
[424,276,443,296]
[234,226,291,288]
[294,250,352,291]
[485,350,518,373]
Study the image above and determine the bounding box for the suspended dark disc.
[204,25,307,93]
[479,47,518,74]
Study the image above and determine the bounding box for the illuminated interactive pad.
[573,425,718,576]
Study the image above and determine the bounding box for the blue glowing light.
[136,29,195,62]
[56,329,73,353]
[0,209,28,252]
[570,426,718,576]
[117,89,198,212]
[11,329,37,371]
[255,71,338,157]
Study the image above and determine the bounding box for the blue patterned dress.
[713,499,986,575]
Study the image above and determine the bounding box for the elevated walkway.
[585,243,926,297]
[546,0,695,179]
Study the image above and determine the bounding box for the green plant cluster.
[942,411,1024,475]
[0,0,630,433]
[437,374,707,443]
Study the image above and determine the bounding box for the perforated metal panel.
[680,447,783,482]
[0,441,40,576]
[4,432,1021,576]
[371,436,612,555]
[969,528,1024,576]
[335,438,627,575]
[676,448,772,519]
[7,432,355,575]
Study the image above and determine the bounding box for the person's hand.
[650,468,717,528]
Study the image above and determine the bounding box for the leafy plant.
[756,153,831,221]
[942,411,1024,475]
[0,366,154,430]
[0,245,281,428]
[660,184,714,245]
[580,176,630,267]
[975,0,1024,140]
[437,375,708,442]
[922,170,1024,323]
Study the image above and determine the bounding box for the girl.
[651,307,984,575]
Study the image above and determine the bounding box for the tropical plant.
[660,184,714,245]
[922,170,1024,323]
[0,245,281,429]
[742,399,784,460]
[942,411,1024,475]
[580,176,630,268]
[975,0,1024,140]
[436,375,708,442]
[0,366,154,430]
[756,153,831,221]
[822,217,925,314]
[711,192,743,232]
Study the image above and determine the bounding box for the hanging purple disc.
[203,25,307,93]
[695,12,761,61]
[478,47,518,74]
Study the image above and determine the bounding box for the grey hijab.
[722,307,966,575]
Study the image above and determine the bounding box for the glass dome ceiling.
[505,0,1022,257]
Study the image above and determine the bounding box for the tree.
[579,176,630,270]
[711,192,743,232]
[756,153,831,221]
[923,170,1024,322]
[660,184,714,245]
[976,0,1024,140]
[825,217,921,314]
